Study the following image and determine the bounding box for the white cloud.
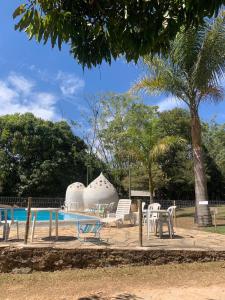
[157,96,185,112]
[0,81,18,103]
[8,73,34,94]
[28,65,50,82]
[0,73,59,120]
[57,71,85,97]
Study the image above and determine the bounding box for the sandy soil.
[1,262,225,300]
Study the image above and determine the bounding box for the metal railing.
[0,197,64,208]
[141,199,225,209]
[0,196,225,210]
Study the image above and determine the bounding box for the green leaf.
[15,10,34,31]
[58,35,62,50]
[13,4,26,19]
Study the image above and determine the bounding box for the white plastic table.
[29,208,61,242]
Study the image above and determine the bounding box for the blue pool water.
[1,208,96,222]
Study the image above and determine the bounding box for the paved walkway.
[1,223,225,251]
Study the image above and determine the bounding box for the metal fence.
[0,196,65,208]
[140,199,225,210]
[0,196,225,209]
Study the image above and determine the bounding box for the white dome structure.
[65,182,85,211]
[83,173,119,209]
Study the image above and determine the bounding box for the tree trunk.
[148,164,154,204]
[190,108,212,226]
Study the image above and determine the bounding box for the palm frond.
[199,85,224,103]
[193,14,225,90]
[150,136,186,160]
[171,27,204,76]
[131,56,189,104]
[131,76,167,95]
[132,13,225,107]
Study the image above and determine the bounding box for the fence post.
[24,197,32,244]
[138,199,143,247]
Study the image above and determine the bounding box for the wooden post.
[24,197,32,244]
[31,212,37,242]
[55,210,59,240]
[49,211,52,238]
[138,199,143,247]
[4,208,8,241]
[11,207,14,223]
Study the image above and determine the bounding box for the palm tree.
[125,104,184,203]
[132,14,225,226]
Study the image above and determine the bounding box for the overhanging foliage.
[13,0,224,68]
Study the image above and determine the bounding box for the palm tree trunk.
[148,163,154,204]
[190,108,212,226]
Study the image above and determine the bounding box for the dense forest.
[0,107,224,200]
[0,113,105,197]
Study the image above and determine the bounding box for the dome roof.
[67,182,85,191]
[83,173,118,208]
[65,182,85,211]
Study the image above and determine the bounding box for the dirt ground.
[1,262,225,300]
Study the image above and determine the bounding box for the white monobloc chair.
[147,203,161,238]
[156,205,176,238]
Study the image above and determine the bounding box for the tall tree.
[132,15,225,225]
[13,1,224,68]
[124,104,184,202]
[202,121,225,199]
[95,94,183,202]
[157,109,195,200]
[0,113,89,196]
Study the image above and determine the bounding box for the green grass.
[175,205,225,233]
[176,205,225,219]
[204,225,225,234]
[176,207,195,218]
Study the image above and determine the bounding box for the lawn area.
[204,225,225,234]
[1,262,225,299]
[175,205,225,234]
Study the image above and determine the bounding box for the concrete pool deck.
[1,223,225,251]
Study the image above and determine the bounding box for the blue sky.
[1,1,225,138]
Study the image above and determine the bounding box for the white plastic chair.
[147,203,161,238]
[167,205,176,237]
[156,205,176,238]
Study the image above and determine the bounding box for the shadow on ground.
[78,293,143,300]
[41,236,110,245]
[42,236,76,242]
[160,234,184,240]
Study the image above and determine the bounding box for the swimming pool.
[1,208,97,222]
